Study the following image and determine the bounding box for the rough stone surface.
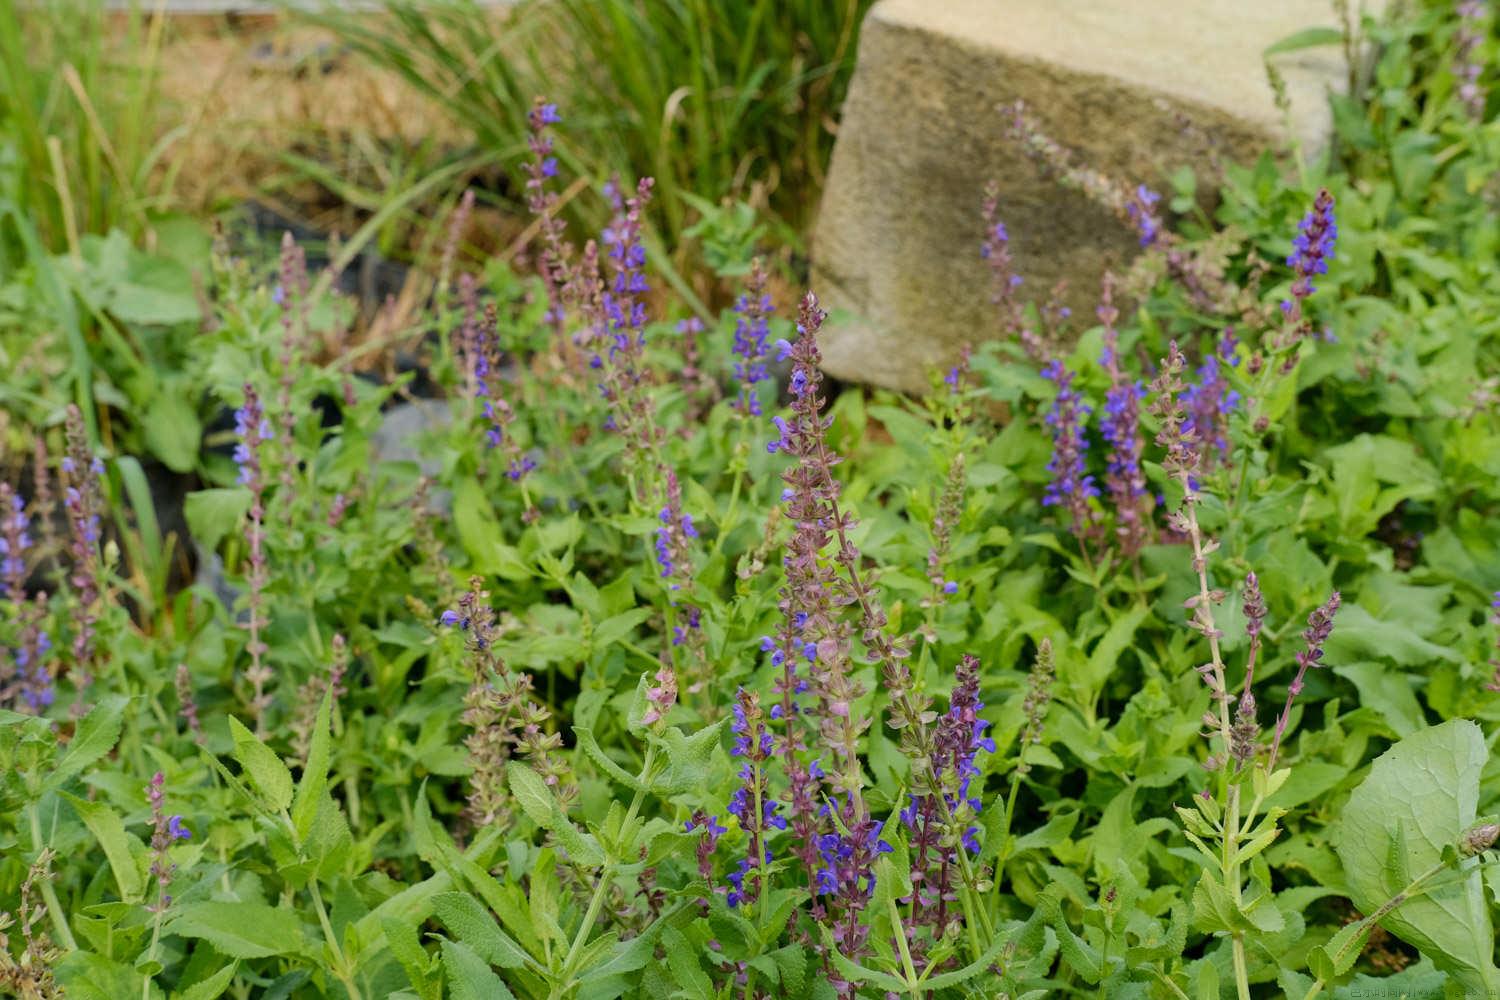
[813,0,1369,394]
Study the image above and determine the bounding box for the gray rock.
[370,398,451,479]
[813,0,1376,393]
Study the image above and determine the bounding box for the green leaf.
[573,726,645,792]
[227,716,294,812]
[506,761,555,827]
[173,961,239,1000]
[663,927,712,994]
[592,609,651,649]
[62,793,144,902]
[1081,604,1148,701]
[1263,26,1344,56]
[167,902,308,959]
[292,689,333,843]
[1336,720,1499,994]
[45,694,127,791]
[432,892,530,969]
[440,938,517,1000]
[141,388,202,473]
[183,488,252,554]
[651,719,727,795]
[381,916,439,1000]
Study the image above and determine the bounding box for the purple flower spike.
[731,260,775,416]
[1040,360,1098,538]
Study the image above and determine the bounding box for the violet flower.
[654,470,698,590]
[442,577,575,822]
[1125,184,1164,247]
[816,800,892,988]
[1041,359,1098,538]
[1280,189,1337,344]
[980,181,1044,362]
[1149,341,1200,488]
[524,98,573,332]
[766,295,872,804]
[1097,276,1150,556]
[726,688,784,908]
[62,406,104,703]
[274,233,308,521]
[1181,330,1241,467]
[1455,1,1487,120]
[904,654,995,938]
[235,384,274,732]
[1487,590,1500,693]
[731,259,774,416]
[590,177,663,481]
[1,484,31,601]
[146,771,190,912]
[3,489,55,714]
[1268,590,1342,768]
[1229,573,1269,768]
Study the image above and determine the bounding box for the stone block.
[813,0,1368,393]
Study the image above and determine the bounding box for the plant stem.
[308,878,362,1000]
[28,803,77,952]
[558,744,656,992]
[887,896,922,999]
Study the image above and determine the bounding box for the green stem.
[309,878,362,1000]
[28,804,77,952]
[559,745,657,991]
[887,895,922,999]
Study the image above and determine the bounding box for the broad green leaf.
[183,488,252,554]
[651,719,727,795]
[62,793,144,902]
[141,387,202,472]
[45,694,127,791]
[663,927,712,994]
[1336,720,1499,994]
[292,689,333,843]
[591,609,651,649]
[227,717,294,812]
[167,901,308,959]
[440,938,517,1000]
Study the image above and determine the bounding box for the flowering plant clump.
[0,6,1497,1000]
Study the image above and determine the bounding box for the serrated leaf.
[381,916,439,1000]
[440,938,517,1000]
[167,902,308,959]
[432,893,530,970]
[924,924,1012,989]
[506,762,555,827]
[663,927,712,994]
[46,695,127,791]
[1336,720,1500,994]
[227,716,293,812]
[173,961,238,1000]
[652,719,727,795]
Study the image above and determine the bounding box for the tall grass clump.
[299,0,871,252]
[0,0,179,257]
